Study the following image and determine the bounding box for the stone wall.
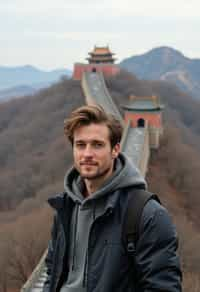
[73,63,120,80]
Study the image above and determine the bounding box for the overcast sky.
[0,0,199,70]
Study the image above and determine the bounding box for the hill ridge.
[120,46,200,98]
[0,65,72,92]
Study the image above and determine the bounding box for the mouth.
[80,162,97,166]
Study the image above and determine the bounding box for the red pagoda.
[87,46,116,64]
[73,46,120,80]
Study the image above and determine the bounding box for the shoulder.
[48,192,69,210]
[140,199,177,239]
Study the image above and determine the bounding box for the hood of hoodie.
[64,152,146,205]
[54,153,147,291]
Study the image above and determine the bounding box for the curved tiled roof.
[87,56,116,62]
[123,96,164,111]
[88,46,115,56]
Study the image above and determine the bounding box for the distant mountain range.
[120,47,200,99]
[0,65,71,101]
[0,85,37,102]
[2,47,200,102]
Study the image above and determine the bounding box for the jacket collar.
[104,189,121,211]
[48,192,69,211]
[48,188,121,214]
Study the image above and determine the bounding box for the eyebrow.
[74,139,106,144]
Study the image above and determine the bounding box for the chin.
[81,172,99,180]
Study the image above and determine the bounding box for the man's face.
[73,123,120,180]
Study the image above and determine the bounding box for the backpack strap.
[123,188,161,257]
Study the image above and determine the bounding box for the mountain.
[0,78,84,210]
[0,73,200,290]
[120,47,200,99]
[0,85,37,102]
[0,65,72,90]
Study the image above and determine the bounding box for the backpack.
[123,188,161,258]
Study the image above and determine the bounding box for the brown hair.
[64,105,123,148]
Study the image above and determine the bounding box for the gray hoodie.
[60,153,146,292]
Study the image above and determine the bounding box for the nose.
[83,144,94,157]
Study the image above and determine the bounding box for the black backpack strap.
[123,188,160,257]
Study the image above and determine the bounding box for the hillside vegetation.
[0,77,84,210]
[0,72,200,291]
[107,71,200,220]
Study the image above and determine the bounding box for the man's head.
[64,105,123,148]
[64,105,123,182]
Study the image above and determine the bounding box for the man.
[43,105,182,292]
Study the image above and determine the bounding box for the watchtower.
[73,46,120,80]
[87,46,116,64]
[122,95,164,149]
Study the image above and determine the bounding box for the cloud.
[109,0,200,18]
[0,0,200,68]
[2,0,200,19]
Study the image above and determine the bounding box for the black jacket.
[43,188,182,292]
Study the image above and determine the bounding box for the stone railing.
[21,250,47,292]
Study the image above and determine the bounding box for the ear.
[111,143,120,159]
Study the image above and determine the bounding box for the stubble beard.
[79,163,113,181]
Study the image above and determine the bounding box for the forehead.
[74,123,110,142]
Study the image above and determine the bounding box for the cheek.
[73,149,80,161]
[99,151,113,163]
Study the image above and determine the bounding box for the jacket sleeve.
[43,214,58,292]
[135,200,182,291]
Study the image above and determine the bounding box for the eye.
[75,142,85,149]
[93,142,104,148]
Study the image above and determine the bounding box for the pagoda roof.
[122,95,164,112]
[86,56,116,62]
[89,46,115,56]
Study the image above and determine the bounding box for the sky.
[0,0,200,70]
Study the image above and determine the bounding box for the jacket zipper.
[72,204,79,271]
[54,212,67,292]
[85,207,113,290]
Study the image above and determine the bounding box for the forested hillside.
[0,78,84,210]
[0,77,85,291]
[0,72,200,291]
[107,71,200,220]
